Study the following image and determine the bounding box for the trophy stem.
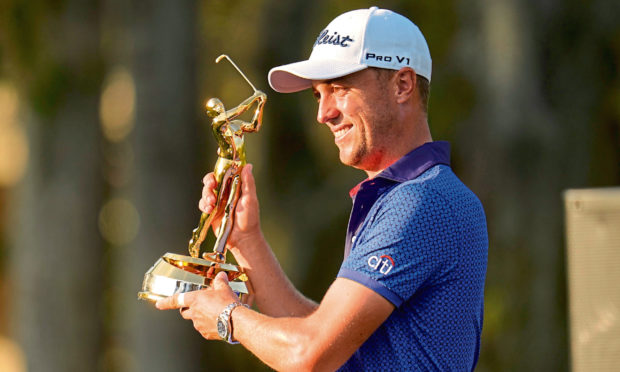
[212,173,241,254]
[188,212,214,258]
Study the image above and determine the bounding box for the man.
[157,7,488,371]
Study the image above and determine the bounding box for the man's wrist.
[229,302,249,344]
[235,229,265,249]
[217,302,249,344]
[230,230,267,258]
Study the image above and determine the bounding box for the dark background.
[0,0,618,371]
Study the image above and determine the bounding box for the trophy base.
[138,252,250,303]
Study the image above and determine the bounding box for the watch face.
[217,317,228,339]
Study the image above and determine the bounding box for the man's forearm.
[229,233,317,317]
[231,307,321,371]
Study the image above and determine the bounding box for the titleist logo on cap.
[314,29,355,47]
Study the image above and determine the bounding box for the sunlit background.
[0,0,619,371]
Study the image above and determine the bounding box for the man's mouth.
[334,125,353,141]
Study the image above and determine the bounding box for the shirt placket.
[344,181,386,259]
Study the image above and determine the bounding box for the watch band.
[218,302,249,344]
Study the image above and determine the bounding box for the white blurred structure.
[564,188,620,372]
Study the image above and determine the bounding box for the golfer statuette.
[138,55,267,304]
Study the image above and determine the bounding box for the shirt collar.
[349,141,451,197]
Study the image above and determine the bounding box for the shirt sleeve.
[337,182,460,307]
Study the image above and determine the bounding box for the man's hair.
[416,75,430,115]
[372,68,430,114]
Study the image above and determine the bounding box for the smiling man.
[157,7,488,371]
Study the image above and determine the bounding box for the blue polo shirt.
[337,141,488,371]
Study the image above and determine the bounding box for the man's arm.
[157,272,394,371]
[234,277,394,371]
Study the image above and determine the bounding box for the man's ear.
[394,67,416,104]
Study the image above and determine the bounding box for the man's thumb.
[213,271,229,290]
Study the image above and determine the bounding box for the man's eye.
[333,86,346,95]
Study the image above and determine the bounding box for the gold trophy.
[138,55,266,304]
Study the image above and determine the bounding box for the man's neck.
[365,122,432,179]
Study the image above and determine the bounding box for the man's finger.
[179,307,192,319]
[202,184,216,201]
[241,164,256,197]
[212,271,230,291]
[156,292,191,310]
[202,173,216,186]
[199,198,214,214]
[155,296,175,310]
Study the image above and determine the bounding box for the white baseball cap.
[268,6,432,93]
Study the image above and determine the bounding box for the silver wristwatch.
[217,302,247,344]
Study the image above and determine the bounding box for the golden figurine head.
[205,98,225,117]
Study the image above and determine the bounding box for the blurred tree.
[454,0,619,370]
[115,0,206,371]
[1,0,106,371]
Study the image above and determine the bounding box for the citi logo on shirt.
[367,255,395,275]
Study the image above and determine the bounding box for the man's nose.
[316,95,340,124]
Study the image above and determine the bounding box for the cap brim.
[268,59,368,93]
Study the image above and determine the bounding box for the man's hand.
[199,164,262,248]
[155,272,241,340]
[199,162,317,319]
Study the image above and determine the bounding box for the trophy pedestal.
[138,253,250,302]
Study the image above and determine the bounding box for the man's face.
[311,69,397,172]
